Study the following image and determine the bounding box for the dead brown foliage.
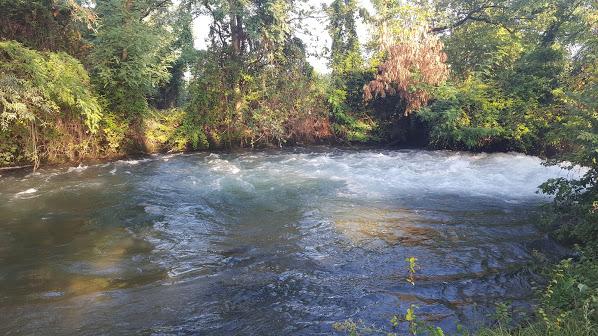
[364,29,449,115]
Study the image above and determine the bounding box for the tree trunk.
[228,0,244,131]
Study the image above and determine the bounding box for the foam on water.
[207,157,241,174]
[14,188,37,198]
[190,150,577,203]
[67,164,88,173]
[321,151,568,200]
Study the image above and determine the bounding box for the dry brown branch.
[364,27,449,115]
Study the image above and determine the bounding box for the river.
[0,148,580,335]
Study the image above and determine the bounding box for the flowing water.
[0,148,581,335]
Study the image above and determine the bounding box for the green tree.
[327,0,362,78]
[183,0,328,148]
[417,0,595,153]
[325,0,373,141]
[0,0,95,57]
[151,8,197,109]
[90,0,175,119]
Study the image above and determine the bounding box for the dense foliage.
[0,41,102,168]
[0,0,95,57]
[91,0,175,119]
[183,0,330,148]
[2,0,590,163]
[325,0,374,142]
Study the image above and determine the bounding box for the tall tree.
[324,0,371,142]
[327,0,362,78]
[363,0,448,116]
[90,0,175,119]
[151,8,197,109]
[0,0,95,57]
[185,0,321,147]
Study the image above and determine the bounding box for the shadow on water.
[0,172,168,307]
[0,149,577,335]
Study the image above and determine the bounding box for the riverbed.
[0,148,579,335]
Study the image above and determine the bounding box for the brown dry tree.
[363,26,449,115]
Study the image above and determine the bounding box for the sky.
[191,0,373,74]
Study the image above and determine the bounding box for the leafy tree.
[325,0,373,141]
[363,29,449,116]
[416,0,595,153]
[442,23,525,79]
[151,9,197,109]
[327,0,362,78]
[0,0,95,57]
[357,0,449,142]
[90,0,175,119]
[183,0,328,148]
[366,0,432,55]
[540,10,598,243]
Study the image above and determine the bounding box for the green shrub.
[100,112,128,154]
[328,88,377,143]
[186,48,331,149]
[418,78,513,150]
[540,57,598,244]
[0,41,103,167]
[143,109,200,152]
[477,248,598,336]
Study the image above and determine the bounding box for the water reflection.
[332,205,435,246]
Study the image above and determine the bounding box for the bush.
[143,109,197,153]
[0,41,103,167]
[418,78,506,150]
[186,48,331,149]
[100,112,128,154]
[477,249,598,336]
[479,53,598,336]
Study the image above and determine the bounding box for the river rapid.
[0,148,581,335]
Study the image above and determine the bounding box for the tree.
[363,28,449,116]
[90,0,175,119]
[0,41,103,168]
[365,0,431,54]
[362,0,448,122]
[0,0,95,57]
[417,0,595,153]
[327,0,362,78]
[183,0,328,148]
[151,9,197,109]
[324,0,374,141]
